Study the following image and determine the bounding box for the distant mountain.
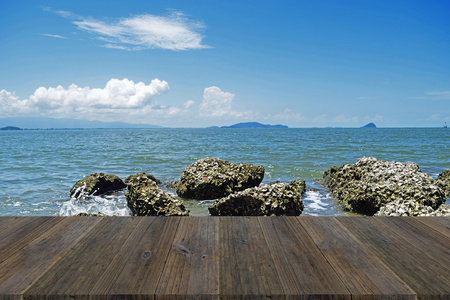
[361,122,377,128]
[215,122,288,129]
[0,126,22,130]
[0,117,164,129]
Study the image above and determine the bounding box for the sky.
[1,0,450,128]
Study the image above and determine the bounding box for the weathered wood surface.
[0,216,448,300]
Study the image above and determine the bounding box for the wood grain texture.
[299,217,415,300]
[259,217,351,300]
[337,216,450,300]
[414,216,450,238]
[0,217,101,299]
[155,217,219,300]
[0,216,448,300]
[219,217,285,299]
[0,217,62,264]
[24,217,141,300]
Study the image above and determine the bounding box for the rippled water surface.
[1,128,448,216]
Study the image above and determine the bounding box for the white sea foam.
[59,191,131,216]
[303,190,330,211]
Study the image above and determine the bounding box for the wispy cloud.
[273,109,306,122]
[46,7,210,51]
[426,90,450,100]
[41,33,67,39]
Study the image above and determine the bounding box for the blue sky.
[1,0,449,127]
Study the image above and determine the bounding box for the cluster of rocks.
[69,156,449,217]
[69,157,306,216]
[323,157,449,216]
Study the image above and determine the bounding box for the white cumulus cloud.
[0,78,171,121]
[199,86,250,119]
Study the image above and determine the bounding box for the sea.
[0,128,449,216]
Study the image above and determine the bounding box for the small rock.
[208,179,305,216]
[74,213,107,217]
[126,174,189,216]
[70,173,126,199]
[125,173,161,185]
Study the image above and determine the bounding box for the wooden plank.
[373,217,450,270]
[24,217,141,300]
[415,217,450,238]
[0,217,63,264]
[299,217,416,300]
[218,217,285,300]
[258,217,350,299]
[338,217,450,300]
[155,217,219,300]
[0,217,15,228]
[0,217,101,300]
[89,217,181,298]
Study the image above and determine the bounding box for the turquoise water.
[0,128,448,216]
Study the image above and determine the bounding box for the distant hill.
[0,126,22,130]
[0,117,164,129]
[361,122,377,128]
[214,122,288,129]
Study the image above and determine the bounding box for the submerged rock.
[436,169,450,198]
[70,173,126,199]
[323,157,445,215]
[126,174,189,216]
[177,157,265,200]
[208,179,305,216]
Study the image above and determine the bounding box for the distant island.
[210,122,288,129]
[0,126,23,130]
[361,123,377,128]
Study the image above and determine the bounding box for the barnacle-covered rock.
[74,213,107,217]
[376,200,450,216]
[126,174,189,216]
[323,157,445,215]
[177,157,265,200]
[125,173,161,185]
[208,179,305,216]
[436,169,450,198]
[70,173,126,199]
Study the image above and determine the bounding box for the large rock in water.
[126,173,189,216]
[208,179,305,216]
[176,157,265,200]
[70,173,126,199]
[436,169,450,198]
[322,157,445,215]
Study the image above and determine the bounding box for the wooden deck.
[0,216,449,300]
